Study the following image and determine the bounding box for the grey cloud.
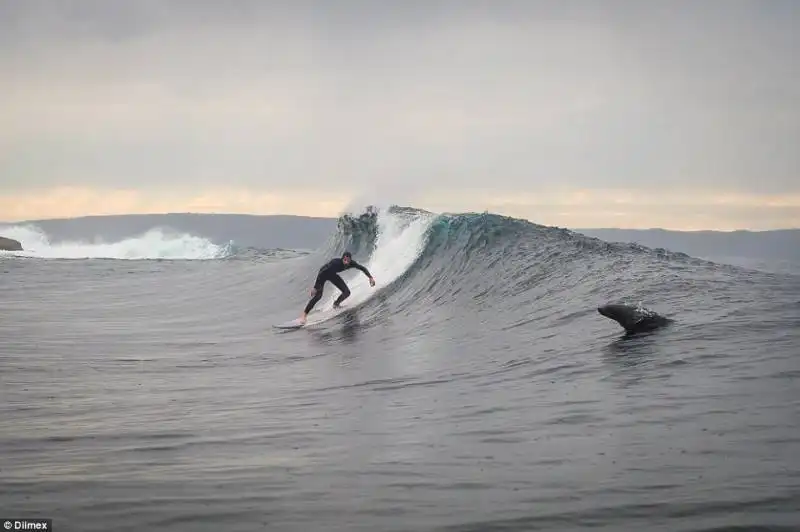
[1,0,798,195]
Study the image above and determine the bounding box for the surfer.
[298,251,375,324]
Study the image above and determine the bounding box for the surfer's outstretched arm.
[352,261,375,285]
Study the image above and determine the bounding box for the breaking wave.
[274,204,770,334]
[0,225,232,260]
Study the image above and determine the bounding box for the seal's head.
[598,303,635,324]
[598,303,671,334]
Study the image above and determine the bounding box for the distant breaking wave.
[0,225,233,260]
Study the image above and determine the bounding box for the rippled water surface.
[2,209,799,531]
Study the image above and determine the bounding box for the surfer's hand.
[369,277,376,287]
[310,288,317,297]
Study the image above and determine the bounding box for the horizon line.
[1,210,798,233]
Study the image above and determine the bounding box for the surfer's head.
[342,251,352,265]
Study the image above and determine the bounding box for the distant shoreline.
[2,211,797,233]
[2,212,798,263]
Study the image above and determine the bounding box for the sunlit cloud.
[0,187,351,222]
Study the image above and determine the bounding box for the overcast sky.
[1,0,798,229]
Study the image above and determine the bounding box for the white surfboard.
[272,303,351,330]
[272,318,306,330]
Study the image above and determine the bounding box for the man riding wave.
[298,251,375,324]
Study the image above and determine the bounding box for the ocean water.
[2,206,799,532]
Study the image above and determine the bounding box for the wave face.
[307,207,745,336]
[2,205,799,532]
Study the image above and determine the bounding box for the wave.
[0,225,233,260]
[289,205,775,334]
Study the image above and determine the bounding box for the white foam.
[307,207,434,325]
[0,225,229,260]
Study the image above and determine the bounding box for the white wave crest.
[307,207,435,324]
[0,225,230,260]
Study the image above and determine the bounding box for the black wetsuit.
[303,257,373,314]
